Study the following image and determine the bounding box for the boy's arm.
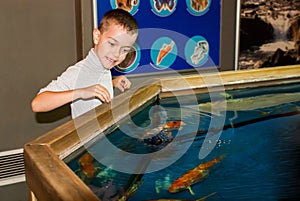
[31,90,76,112]
[31,84,111,112]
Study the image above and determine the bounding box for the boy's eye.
[108,41,115,46]
[121,48,132,54]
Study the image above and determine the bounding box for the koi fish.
[156,41,174,65]
[162,120,185,130]
[75,152,102,185]
[145,191,217,201]
[169,155,225,195]
[199,92,300,116]
[78,152,97,178]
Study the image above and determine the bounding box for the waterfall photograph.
[238,0,300,70]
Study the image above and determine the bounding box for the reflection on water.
[65,84,300,200]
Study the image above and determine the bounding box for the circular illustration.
[110,0,140,15]
[150,0,177,17]
[184,35,209,67]
[186,0,211,16]
[115,43,141,73]
[150,37,177,69]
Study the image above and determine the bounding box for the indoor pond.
[64,83,300,201]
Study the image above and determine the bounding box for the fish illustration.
[156,41,174,65]
[199,92,300,116]
[145,191,217,201]
[169,155,225,195]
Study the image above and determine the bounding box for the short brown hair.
[98,9,138,35]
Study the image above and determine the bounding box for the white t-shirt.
[39,48,113,119]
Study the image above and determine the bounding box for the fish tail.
[211,154,226,166]
[217,154,227,161]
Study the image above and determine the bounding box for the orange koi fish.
[156,41,174,65]
[78,152,97,178]
[162,120,185,130]
[75,152,103,185]
[169,155,225,195]
[146,192,217,201]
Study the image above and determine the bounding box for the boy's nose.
[112,46,121,58]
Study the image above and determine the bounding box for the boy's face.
[93,24,137,69]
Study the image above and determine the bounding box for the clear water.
[65,83,300,201]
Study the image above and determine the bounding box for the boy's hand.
[76,84,111,103]
[113,76,131,92]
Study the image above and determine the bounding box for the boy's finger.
[95,86,110,102]
[97,92,110,103]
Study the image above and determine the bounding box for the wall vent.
[0,148,25,186]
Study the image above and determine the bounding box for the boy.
[31,9,138,118]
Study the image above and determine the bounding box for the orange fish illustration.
[146,192,217,201]
[169,155,225,195]
[156,41,174,65]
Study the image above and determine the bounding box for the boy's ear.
[93,28,101,44]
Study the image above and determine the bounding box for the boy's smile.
[93,23,137,69]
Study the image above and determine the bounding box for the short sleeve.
[38,66,80,94]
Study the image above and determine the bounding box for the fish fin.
[155,186,160,194]
[195,192,217,201]
[187,185,195,195]
[201,170,209,177]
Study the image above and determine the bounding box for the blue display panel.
[96,0,221,76]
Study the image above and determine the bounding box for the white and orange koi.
[169,155,225,195]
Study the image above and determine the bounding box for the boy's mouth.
[105,56,116,66]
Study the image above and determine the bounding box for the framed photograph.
[237,0,300,70]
